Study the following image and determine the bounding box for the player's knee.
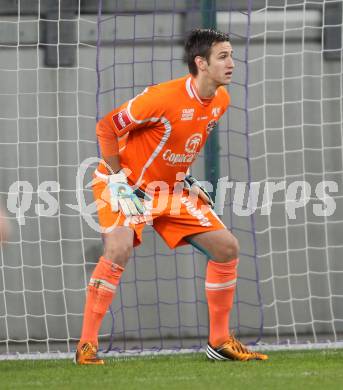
[103,241,132,267]
[216,235,239,262]
[227,235,239,260]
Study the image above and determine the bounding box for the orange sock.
[79,256,124,346]
[205,259,238,347]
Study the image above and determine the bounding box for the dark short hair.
[184,29,230,76]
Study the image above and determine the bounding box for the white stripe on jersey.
[185,76,194,98]
[127,91,172,187]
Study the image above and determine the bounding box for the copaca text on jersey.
[162,150,200,165]
[162,133,202,166]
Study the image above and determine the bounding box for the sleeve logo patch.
[112,110,132,135]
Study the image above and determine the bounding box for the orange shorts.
[92,177,226,249]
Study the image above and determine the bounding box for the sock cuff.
[208,258,238,270]
[99,256,125,272]
[91,256,125,287]
[206,258,238,284]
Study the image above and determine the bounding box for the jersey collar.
[185,76,216,106]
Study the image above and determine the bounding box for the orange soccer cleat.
[206,336,268,361]
[74,342,104,365]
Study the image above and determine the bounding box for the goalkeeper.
[75,29,268,364]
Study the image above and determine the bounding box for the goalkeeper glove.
[108,170,148,216]
[184,175,214,208]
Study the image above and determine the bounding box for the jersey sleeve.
[96,85,165,157]
[96,119,119,157]
[127,86,166,127]
[101,85,165,137]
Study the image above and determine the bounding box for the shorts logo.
[181,197,212,227]
[185,133,202,153]
[112,110,132,135]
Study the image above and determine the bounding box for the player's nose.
[225,56,234,69]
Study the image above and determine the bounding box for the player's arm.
[96,120,121,173]
[96,119,147,216]
[95,87,164,215]
[96,85,164,172]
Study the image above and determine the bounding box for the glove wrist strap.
[108,169,127,184]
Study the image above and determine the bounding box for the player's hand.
[108,171,146,216]
[184,175,214,208]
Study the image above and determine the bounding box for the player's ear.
[194,55,207,72]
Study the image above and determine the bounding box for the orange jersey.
[96,75,230,191]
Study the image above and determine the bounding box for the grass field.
[0,350,343,390]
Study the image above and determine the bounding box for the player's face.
[206,41,234,86]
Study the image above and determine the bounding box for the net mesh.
[247,0,343,344]
[0,0,342,358]
[0,0,100,355]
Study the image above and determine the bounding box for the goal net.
[245,0,343,347]
[0,0,342,359]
